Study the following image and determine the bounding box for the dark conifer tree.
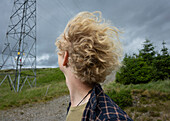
[153,41,170,80]
[116,39,169,84]
[139,39,156,64]
[161,41,169,56]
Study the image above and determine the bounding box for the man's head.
[56,11,122,85]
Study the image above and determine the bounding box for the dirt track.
[0,72,115,121]
[0,95,70,121]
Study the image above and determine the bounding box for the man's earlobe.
[63,51,69,66]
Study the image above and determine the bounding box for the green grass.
[104,79,170,93]
[104,79,170,120]
[104,79,170,109]
[1,68,170,113]
[0,68,69,110]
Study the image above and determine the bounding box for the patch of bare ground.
[0,73,115,121]
[0,95,70,121]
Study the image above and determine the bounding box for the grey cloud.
[0,0,170,68]
[37,53,58,67]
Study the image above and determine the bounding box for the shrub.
[106,89,133,109]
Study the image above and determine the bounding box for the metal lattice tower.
[0,0,36,92]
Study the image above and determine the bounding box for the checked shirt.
[67,84,133,121]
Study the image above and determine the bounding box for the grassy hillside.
[0,68,170,120]
[0,68,69,110]
[104,80,170,120]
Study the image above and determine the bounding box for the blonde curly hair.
[55,11,122,85]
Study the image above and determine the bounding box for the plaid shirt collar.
[66,84,100,114]
[67,84,133,121]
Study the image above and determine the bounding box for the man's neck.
[64,70,92,107]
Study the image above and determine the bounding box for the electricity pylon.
[0,0,36,92]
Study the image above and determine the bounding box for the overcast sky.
[0,0,170,68]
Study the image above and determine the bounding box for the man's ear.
[63,51,69,66]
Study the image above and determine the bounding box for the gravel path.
[0,95,70,121]
[0,73,115,121]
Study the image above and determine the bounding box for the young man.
[56,11,133,121]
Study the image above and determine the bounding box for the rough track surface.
[0,95,70,121]
[0,73,115,121]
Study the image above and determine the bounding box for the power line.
[37,2,62,24]
[53,0,72,18]
[72,0,82,12]
[37,13,59,30]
